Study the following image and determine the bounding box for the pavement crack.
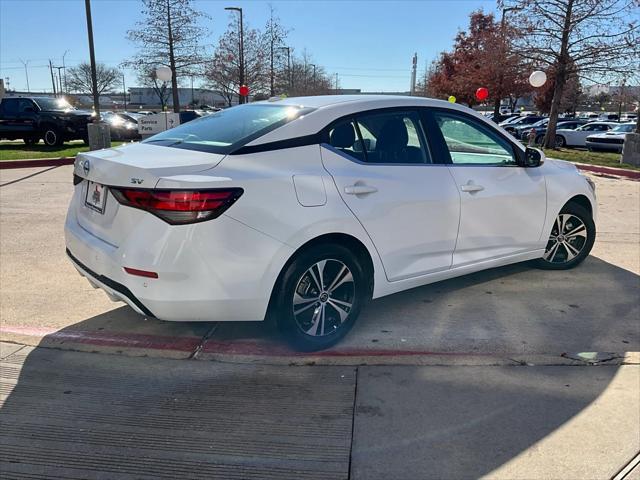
[188,324,219,360]
[347,366,359,480]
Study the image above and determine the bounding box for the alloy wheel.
[44,130,57,146]
[543,214,588,264]
[292,259,355,337]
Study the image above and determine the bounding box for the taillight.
[111,188,243,225]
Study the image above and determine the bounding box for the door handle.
[460,183,484,193]
[344,184,378,195]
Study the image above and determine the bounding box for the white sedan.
[554,121,618,148]
[65,96,597,350]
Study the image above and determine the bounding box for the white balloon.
[156,66,172,82]
[529,70,547,88]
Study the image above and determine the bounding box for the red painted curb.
[575,163,640,180]
[0,157,75,170]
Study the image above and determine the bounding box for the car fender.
[201,145,388,299]
[540,158,597,242]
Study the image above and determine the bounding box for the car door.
[320,109,461,282]
[0,98,20,136]
[17,99,38,136]
[569,123,611,146]
[427,109,546,267]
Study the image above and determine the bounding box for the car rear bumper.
[64,189,294,322]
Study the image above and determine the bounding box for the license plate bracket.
[85,181,107,214]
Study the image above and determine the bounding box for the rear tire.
[533,202,595,270]
[555,135,566,148]
[272,244,368,351]
[23,137,38,146]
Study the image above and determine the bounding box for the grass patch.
[0,140,127,161]
[542,147,639,171]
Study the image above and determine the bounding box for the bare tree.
[66,62,120,96]
[264,5,289,96]
[125,0,210,113]
[137,67,171,110]
[503,0,640,148]
[205,20,269,106]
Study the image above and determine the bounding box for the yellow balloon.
[448,95,456,103]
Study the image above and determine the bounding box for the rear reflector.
[124,267,159,279]
[111,188,243,225]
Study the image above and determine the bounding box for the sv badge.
[130,178,144,185]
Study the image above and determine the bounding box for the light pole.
[225,7,245,104]
[495,6,521,117]
[62,50,70,94]
[309,63,316,92]
[84,0,100,119]
[19,59,30,92]
[122,73,127,111]
[277,46,291,92]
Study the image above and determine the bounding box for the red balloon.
[475,87,489,101]
[239,85,250,97]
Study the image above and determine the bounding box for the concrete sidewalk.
[1,343,638,479]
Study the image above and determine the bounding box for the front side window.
[434,112,516,166]
[18,99,35,113]
[144,104,314,154]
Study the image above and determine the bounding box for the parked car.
[102,112,142,141]
[512,118,548,139]
[66,96,597,350]
[515,119,588,144]
[500,115,545,134]
[0,96,93,146]
[585,122,636,153]
[485,112,520,124]
[179,110,201,124]
[554,121,618,148]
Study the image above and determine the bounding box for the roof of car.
[260,94,455,109]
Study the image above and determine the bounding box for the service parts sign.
[138,113,180,135]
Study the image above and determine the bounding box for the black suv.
[0,96,93,146]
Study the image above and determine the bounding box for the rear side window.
[328,110,431,164]
[143,104,314,154]
[434,112,516,166]
[0,99,19,115]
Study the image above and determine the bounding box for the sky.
[0,0,498,93]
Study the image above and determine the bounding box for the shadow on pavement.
[1,255,638,478]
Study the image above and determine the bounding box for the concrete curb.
[574,162,640,180]
[0,157,75,169]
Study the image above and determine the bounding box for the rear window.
[143,104,314,154]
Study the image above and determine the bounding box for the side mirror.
[524,147,544,167]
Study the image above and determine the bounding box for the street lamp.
[309,63,316,91]
[277,46,291,92]
[225,7,245,104]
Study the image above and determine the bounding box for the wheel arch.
[265,232,376,321]
[565,194,593,216]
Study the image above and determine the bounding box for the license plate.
[85,181,107,214]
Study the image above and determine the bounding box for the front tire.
[272,244,368,351]
[555,135,566,148]
[533,202,595,270]
[23,137,39,146]
[42,127,64,147]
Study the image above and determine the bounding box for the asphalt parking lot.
[1,164,639,479]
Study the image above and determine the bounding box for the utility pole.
[49,60,57,97]
[410,53,417,95]
[19,59,30,92]
[190,75,194,106]
[276,46,291,94]
[84,0,100,118]
[225,7,245,104]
